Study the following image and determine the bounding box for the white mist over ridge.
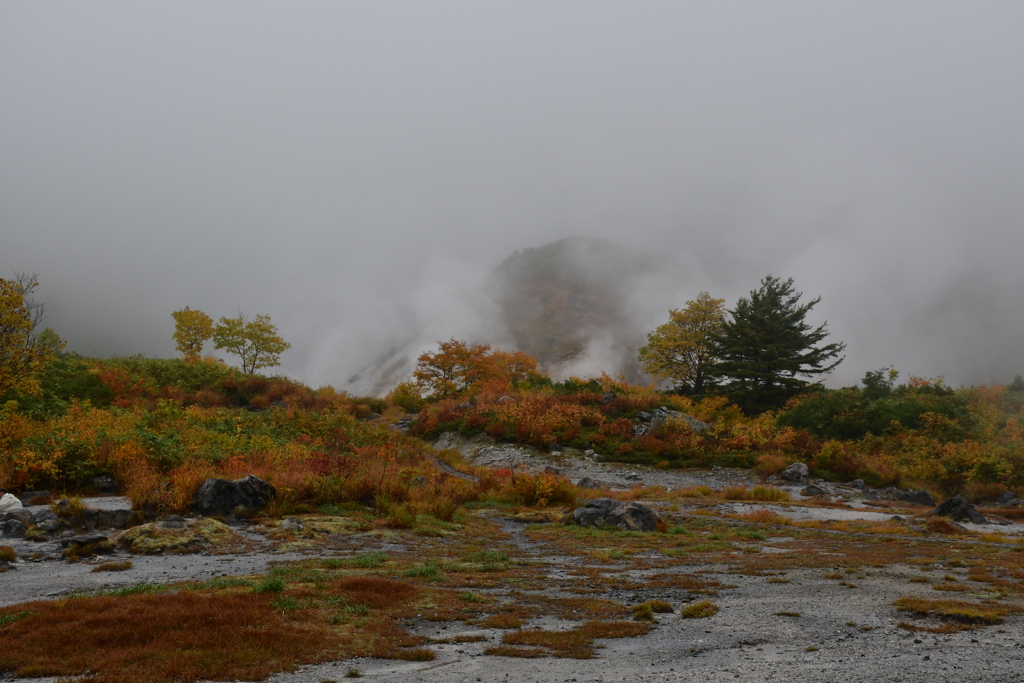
[2,3,1023,389]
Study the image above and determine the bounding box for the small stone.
[280,518,304,532]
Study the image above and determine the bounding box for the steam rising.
[2,2,1023,392]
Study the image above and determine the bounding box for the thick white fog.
[2,2,1022,391]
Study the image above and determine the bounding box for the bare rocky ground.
[3,435,1024,683]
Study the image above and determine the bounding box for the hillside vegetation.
[2,350,1022,509]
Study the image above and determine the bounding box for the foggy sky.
[2,2,1023,391]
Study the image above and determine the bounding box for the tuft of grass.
[344,668,363,678]
[479,612,525,629]
[91,561,133,573]
[402,562,446,581]
[679,601,718,619]
[805,645,819,652]
[453,634,488,643]
[460,591,489,603]
[749,486,791,502]
[927,518,964,535]
[723,486,749,500]
[0,611,32,628]
[343,551,388,569]
[499,620,651,659]
[484,645,547,658]
[252,577,287,594]
[894,596,1023,630]
[735,509,792,526]
[774,611,801,617]
[0,546,16,563]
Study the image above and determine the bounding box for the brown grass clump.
[679,600,719,619]
[749,486,791,502]
[893,596,1023,632]
[927,518,965,535]
[499,621,651,659]
[0,546,15,563]
[479,612,527,629]
[774,611,801,617]
[483,645,548,658]
[723,486,749,500]
[734,509,792,526]
[91,561,133,573]
[332,576,420,609]
[0,592,345,683]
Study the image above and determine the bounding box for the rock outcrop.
[193,475,276,517]
[633,406,710,437]
[572,498,664,532]
[934,495,987,524]
[780,463,809,483]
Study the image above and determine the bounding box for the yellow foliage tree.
[0,273,65,396]
[212,313,290,375]
[413,339,491,398]
[171,307,214,362]
[638,291,725,394]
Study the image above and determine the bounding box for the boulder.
[893,489,936,507]
[602,390,618,404]
[193,475,276,517]
[31,509,59,533]
[849,479,865,489]
[572,498,663,532]
[801,484,828,497]
[934,496,987,524]
[544,465,563,476]
[996,491,1024,507]
[496,395,514,404]
[2,519,26,538]
[92,475,116,493]
[280,518,304,532]
[575,477,601,490]
[780,463,809,483]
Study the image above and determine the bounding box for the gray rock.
[572,498,663,532]
[632,423,651,438]
[60,533,110,548]
[280,518,304,532]
[636,411,653,422]
[544,465,562,475]
[575,477,601,490]
[625,473,642,482]
[849,479,865,489]
[602,390,618,404]
[893,489,936,506]
[934,495,987,524]
[2,509,33,525]
[780,463,809,483]
[193,475,276,517]
[2,519,27,538]
[31,509,59,533]
[995,491,1023,507]
[802,484,828,496]
[496,395,514,404]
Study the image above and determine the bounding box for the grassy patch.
[679,601,718,619]
[893,596,1024,632]
[118,519,234,555]
[0,546,16,563]
[498,620,651,659]
[252,577,287,594]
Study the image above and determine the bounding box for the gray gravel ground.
[4,451,1024,683]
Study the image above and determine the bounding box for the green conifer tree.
[712,275,845,413]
